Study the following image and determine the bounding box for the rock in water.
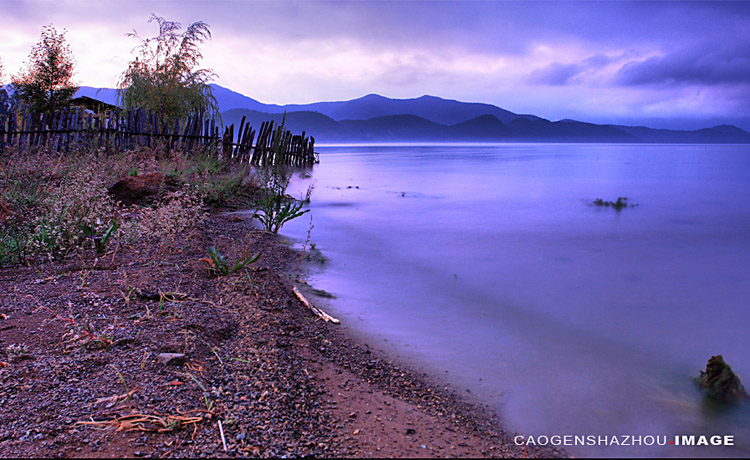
[698,355,748,403]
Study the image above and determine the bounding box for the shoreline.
[0,210,564,458]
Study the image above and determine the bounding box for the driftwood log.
[293,286,340,324]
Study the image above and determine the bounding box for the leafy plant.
[0,224,29,266]
[253,189,310,234]
[252,114,310,233]
[83,219,119,254]
[201,246,260,276]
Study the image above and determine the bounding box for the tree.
[0,58,8,114]
[117,15,219,124]
[12,25,79,115]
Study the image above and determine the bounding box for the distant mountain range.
[74,84,750,144]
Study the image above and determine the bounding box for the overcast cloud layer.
[1,0,749,130]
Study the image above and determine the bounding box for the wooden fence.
[0,107,317,167]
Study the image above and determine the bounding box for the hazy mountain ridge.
[74,84,750,143]
[222,109,750,143]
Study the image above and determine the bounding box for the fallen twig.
[218,420,227,452]
[77,413,203,433]
[94,390,137,407]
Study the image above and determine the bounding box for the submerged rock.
[697,355,748,404]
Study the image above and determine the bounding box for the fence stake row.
[0,107,317,167]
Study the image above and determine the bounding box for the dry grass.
[0,145,252,266]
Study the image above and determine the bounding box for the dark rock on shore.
[108,172,180,206]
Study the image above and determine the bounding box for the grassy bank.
[0,145,258,266]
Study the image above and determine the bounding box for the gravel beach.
[0,211,564,458]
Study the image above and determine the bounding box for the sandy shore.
[0,211,564,458]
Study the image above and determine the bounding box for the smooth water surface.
[279,143,750,457]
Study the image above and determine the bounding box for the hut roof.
[69,96,118,112]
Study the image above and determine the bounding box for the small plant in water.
[592,197,636,211]
[252,113,310,233]
[253,189,309,234]
[201,246,261,277]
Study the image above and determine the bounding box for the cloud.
[525,52,638,86]
[616,42,750,86]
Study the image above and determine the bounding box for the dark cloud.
[527,62,583,86]
[188,1,750,58]
[616,42,750,86]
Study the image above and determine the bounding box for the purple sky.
[1,1,749,130]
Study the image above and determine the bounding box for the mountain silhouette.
[75,84,750,144]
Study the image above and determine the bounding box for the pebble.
[156,353,186,365]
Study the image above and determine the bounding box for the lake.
[280,143,750,457]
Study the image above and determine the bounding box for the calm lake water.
[279,143,750,457]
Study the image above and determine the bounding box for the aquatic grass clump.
[697,355,748,404]
[592,197,637,211]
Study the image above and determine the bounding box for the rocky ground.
[0,211,564,458]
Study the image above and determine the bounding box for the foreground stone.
[156,353,186,366]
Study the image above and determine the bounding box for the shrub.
[252,165,309,234]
